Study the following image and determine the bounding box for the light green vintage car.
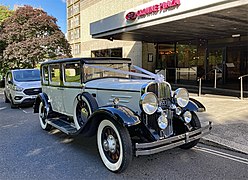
[34,57,211,173]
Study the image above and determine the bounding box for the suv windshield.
[13,69,40,82]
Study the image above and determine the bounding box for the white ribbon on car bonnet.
[84,64,165,83]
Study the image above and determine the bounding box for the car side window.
[42,65,49,85]
[6,72,13,84]
[63,62,81,86]
[49,64,60,85]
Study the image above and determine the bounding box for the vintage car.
[34,57,211,173]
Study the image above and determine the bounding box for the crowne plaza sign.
[126,0,181,21]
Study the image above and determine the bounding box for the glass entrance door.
[207,48,224,84]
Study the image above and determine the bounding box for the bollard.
[198,78,202,96]
[214,69,217,89]
[240,77,243,100]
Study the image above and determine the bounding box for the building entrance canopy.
[90,0,248,43]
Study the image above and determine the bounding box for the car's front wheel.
[180,112,201,149]
[97,119,132,173]
[39,101,51,131]
[10,96,17,109]
[4,91,10,103]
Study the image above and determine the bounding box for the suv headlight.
[140,92,158,115]
[173,88,189,108]
[13,85,24,92]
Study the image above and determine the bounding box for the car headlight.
[140,92,158,115]
[183,111,192,123]
[13,85,24,92]
[173,88,189,108]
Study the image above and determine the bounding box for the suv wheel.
[4,91,10,103]
[73,92,98,130]
[97,119,132,173]
[39,102,52,131]
[10,96,17,109]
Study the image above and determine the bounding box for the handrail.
[197,68,222,96]
[238,74,248,79]
[238,74,248,100]
[198,68,222,79]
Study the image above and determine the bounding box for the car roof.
[40,57,132,66]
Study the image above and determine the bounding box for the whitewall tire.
[73,93,98,130]
[97,119,132,173]
[39,102,51,131]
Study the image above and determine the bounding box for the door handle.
[57,87,64,90]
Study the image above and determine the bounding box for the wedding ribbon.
[84,64,165,83]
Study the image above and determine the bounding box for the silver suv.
[4,69,41,108]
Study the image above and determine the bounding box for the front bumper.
[11,90,38,105]
[135,122,212,156]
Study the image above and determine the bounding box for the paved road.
[0,94,247,180]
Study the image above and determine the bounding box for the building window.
[68,18,73,30]
[91,48,122,57]
[74,2,80,14]
[74,15,80,27]
[74,43,81,55]
[68,30,73,40]
[74,28,80,39]
[68,6,73,17]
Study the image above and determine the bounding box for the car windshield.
[13,69,40,82]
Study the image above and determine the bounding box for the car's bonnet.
[15,80,41,89]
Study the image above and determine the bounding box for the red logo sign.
[125,0,181,21]
[125,12,137,21]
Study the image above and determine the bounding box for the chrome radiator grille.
[145,82,173,138]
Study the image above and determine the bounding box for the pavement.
[191,93,248,155]
[0,88,247,154]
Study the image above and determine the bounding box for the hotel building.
[67,0,248,92]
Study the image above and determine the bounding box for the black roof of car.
[41,57,132,65]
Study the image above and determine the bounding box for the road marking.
[0,107,7,110]
[19,107,30,114]
[194,146,248,165]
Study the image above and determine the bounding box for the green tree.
[0,5,71,73]
[0,5,13,23]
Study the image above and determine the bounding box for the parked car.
[33,57,212,173]
[4,69,41,108]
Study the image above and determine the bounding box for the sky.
[0,0,67,33]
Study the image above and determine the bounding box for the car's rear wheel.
[39,101,52,131]
[180,112,201,149]
[97,119,132,173]
[73,92,98,130]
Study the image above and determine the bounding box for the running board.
[46,118,78,135]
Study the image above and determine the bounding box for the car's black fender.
[183,98,206,112]
[33,93,51,115]
[80,105,141,137]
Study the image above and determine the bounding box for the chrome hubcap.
[103,135,117,153]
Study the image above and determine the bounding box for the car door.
[5,71,13,99]
[62,62,83,116]
[48,64,65,113]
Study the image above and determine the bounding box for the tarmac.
[0,88,247,154]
